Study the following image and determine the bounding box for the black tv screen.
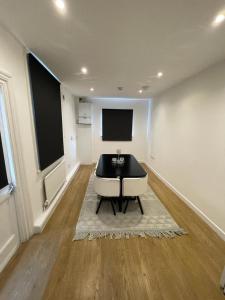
[28,53,64,171]
[102,109,133,141]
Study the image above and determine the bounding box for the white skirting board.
[146,163,225,242]
[33,162,80,233]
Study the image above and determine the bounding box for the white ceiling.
[0,0,225,98]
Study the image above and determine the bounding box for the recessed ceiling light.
[90,87,94,92]
[81,67,88,74]
[157,72,163,78]
[138,89,143,94]
[54,0,65,11]
[213,14,225,26]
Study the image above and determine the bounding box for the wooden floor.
[0,165,225,300]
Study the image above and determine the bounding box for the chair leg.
[113,198,117,207]
[110,199,116,216]
[123,199,129,214]
[96,197,103,214]
[137,196,144,215]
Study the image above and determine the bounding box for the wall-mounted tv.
[102,109,133,141]
[27,53,64,171]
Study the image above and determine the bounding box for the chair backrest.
[94,174,120,197]
[94,159,99,171]
[220,266,225,291]
[122,175,148,197]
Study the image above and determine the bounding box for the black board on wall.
[27,54,64,171]
[0,132,8,190]
[102,109,133,141]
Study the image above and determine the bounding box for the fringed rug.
[73,174,187,240]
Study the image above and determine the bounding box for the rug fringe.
[73,228,187,241]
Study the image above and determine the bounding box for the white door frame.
[0,69,33,241]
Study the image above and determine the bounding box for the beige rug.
[73,175,187,240]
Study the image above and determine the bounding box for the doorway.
[0,85,20,272]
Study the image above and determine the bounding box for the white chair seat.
[220,266,225,293]
[122,175,148,197]
[122,175,148,214]
[94,173,120,215]
[94,174,120,197]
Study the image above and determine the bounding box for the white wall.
[0,25,79,232]
[91,98,149,162]
[77,125,92,164]
[61,86,79,178]
[149,61,225,235]
[146,99,152,163]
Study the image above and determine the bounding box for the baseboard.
[146,163,225,242]
[33,162,80,233]
[0,235,19,273]
[66,163,80,181]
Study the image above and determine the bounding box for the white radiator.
[44,160,66,208]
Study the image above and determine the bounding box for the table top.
[96,154,147,178]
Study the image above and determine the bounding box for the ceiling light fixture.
[81,67,88,74]
[157,72,163,78]
[138,89,143,94]
[54,0,65,11]
[117,87,123,91]
[213,13,225,26]
[90,87,94,92]
[142,85,150,91]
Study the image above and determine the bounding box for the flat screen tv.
[102,109,133,141]
[27,53,64,171]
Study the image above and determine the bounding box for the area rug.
[73,174,187,240]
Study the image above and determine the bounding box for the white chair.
[94,159,99,171]
[94,173,120,215]
[220,266,225,294]
[122,175,148,214]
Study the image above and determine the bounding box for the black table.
[96,154,147,211]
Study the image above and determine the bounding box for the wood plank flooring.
[0,164,224,300]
